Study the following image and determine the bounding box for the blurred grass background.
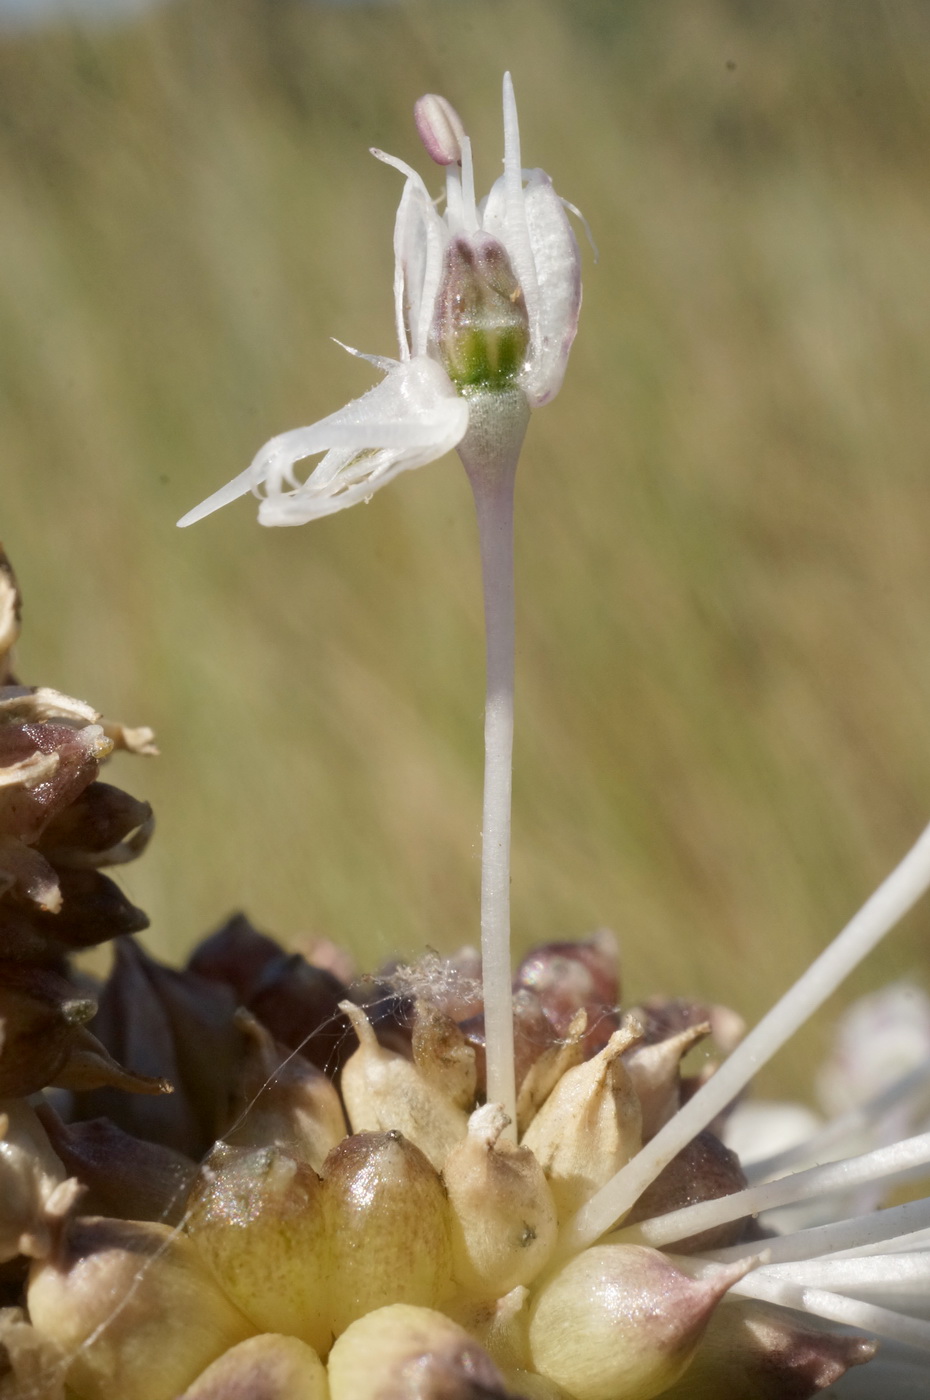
[3,0,930,1096]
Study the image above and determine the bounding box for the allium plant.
[2,76,930,1400]
[180,73,583,1129]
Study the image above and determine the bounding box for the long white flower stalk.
[457,396,527,1130]
[178,78,583,1128]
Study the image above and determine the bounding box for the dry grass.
[3,0,930,1095]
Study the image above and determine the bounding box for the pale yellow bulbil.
[527,1244,750,1400]
[322,1131,453,1336]
[520,1017,643,1218]
[443,1103,557,1297]
[327,1304,508,1400]
[185,1144,331,1355]
[178,1333,330,1400]
[225,1011,348,1173]
[445,1285,531,1372]
[515,1009,587,1135]
[338,1001,468,1169]
[26,1218,255,1400]
[623,1024,710,1141]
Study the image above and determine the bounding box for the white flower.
[178,74,581,530]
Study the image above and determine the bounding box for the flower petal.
[517,169,582,406]
[484,73,540,343]
[177,468,256,528]
[179,357,466,529]
[253,356,468,527]
[481,77,582,406]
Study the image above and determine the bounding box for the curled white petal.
[179,358,466,529]
[376,149,447,359]
[247,358,468,528]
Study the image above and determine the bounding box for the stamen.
[560,196,599,262]
[558,819,930,1255]
[331,339,397,373]
[414,93,467,167]
[847,1226,930,1257]
[460,135,478,233]
[177,468,254,527]
[445,165,465,234]
[390,182,415,360]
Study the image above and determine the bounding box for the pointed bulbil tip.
[655,1296,878,1399]
[414,93,468,166]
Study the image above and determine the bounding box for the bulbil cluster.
[0,550,874,1400]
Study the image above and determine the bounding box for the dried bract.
[0,1307,68,1400]
[624,1131,749,1254]
[74,939,241,1157]
[656,1297,876,1399]
[0,1101,75,1263]
[0,550,21,686]
[412,1001,478,1112]
[36,1107,196,1226]
[224,1010,347,1172]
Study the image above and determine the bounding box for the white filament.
[559,820,930,1255]
[706,1195,930,1266]
[616,1131,930,1249]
